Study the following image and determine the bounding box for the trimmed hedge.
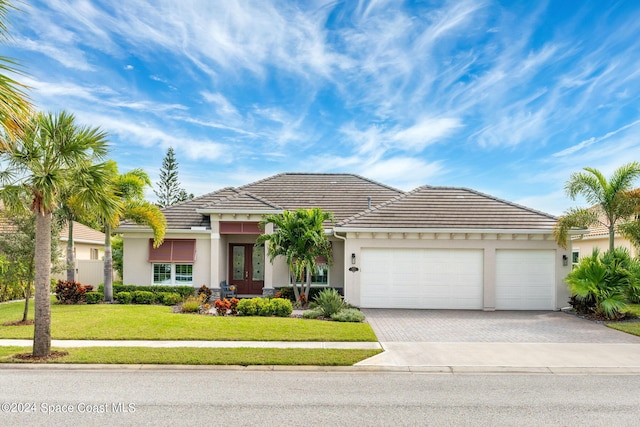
[237,298,292,317]
[276,286,342,302]
[98,284,196,299]
[132,290,156,304]
[115,292,132,304]
[85,291,103,305]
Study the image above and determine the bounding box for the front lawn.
[0,346,382,366]
[607,304,640,337]
[0,299,377,342]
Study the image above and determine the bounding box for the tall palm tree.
[257,208,334,302]
[101,165,166,303]
[0,0,32,145]
[0,111,115,357]
[554,162,640,251]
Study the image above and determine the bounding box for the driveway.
[357,309,640,371]
[361,309,640,343]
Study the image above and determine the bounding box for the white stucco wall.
[122,231,211,287]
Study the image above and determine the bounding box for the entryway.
[228,244,265,294]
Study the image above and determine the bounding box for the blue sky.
[4,0,640,215]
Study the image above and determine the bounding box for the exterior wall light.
[351,253,356,265]
[562,254,568,266]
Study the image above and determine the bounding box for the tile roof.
[59,221,105,243]
[199,190,284,213]
[337,186,558,230]
[240,173,403,221]
[120,173,404,230]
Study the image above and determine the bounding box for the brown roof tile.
[337,186,558,230]
[240,173,403,221]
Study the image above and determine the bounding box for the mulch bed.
[2,320,34,326]
[12,351,69,362]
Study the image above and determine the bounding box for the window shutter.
[148,239,196,262]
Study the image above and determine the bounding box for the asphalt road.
[1,368,639,426]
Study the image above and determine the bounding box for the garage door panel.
[360,248,483,309]
[496,250,555,310]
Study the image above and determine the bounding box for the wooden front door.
[229,244,265,294]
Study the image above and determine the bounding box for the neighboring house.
[571,218,638,265]
[118,173,573,311]
[0,204,106,286]
[56,221,107,286]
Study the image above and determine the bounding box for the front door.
[229,244,265,294]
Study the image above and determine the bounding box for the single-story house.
[118,173,573,311]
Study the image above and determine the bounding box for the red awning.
[148,239,196,262]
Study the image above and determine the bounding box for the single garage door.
[495,250,555,310]
[360,248,483,309]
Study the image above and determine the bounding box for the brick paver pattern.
[362,309,640,343]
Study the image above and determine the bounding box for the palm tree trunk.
[609,224,615,252]
[104,224,114,303]
[33,211,51,357]
[21,281,32,323]
[66,219,75,282]
[290,269,300,301]
[304,269,312,301]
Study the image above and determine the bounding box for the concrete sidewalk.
[0,339,381,350]
[355,342,640,373]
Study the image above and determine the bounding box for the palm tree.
[101,165,166,303]
[0,111,114,357]
[0,0,32,145]
[554,162,640,251]
[257,208,335,302]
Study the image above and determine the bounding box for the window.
[310,265,329,285]
[572,250,580,268]
[293,265,329,286]
[153,263,193,285]
[90,248,99,260]
[175,264,193,284]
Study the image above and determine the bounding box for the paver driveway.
[361,309,640,343]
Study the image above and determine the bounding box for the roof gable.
[338,186,558,230]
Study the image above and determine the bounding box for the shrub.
[160,292,182,306]
[276,286,337,303]
[115,291,132,304]
[214,299,231,316]
[84,291,103,305]
[302,307,323,319]
[270,298,293,317]
[98,284,195,299]
[237,298,259,316]
[55,280,93,304]
[257,299,273,316]
[197,285,212,302]
[180,296,201,313]
[132,290,156,305]
[229,298,239,316]
[314,288,345,318]
[331,308,365,322]
[566,247,640,319]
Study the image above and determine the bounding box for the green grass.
[606,304,640,337]
[0,298,377,342]
[0,346,382,366]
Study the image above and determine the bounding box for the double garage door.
[360,248,555,310]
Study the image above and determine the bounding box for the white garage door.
[360,248,483,309]
[495,250,555,310]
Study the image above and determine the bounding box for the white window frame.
[152,263,193,285]
[572,249,580,267]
